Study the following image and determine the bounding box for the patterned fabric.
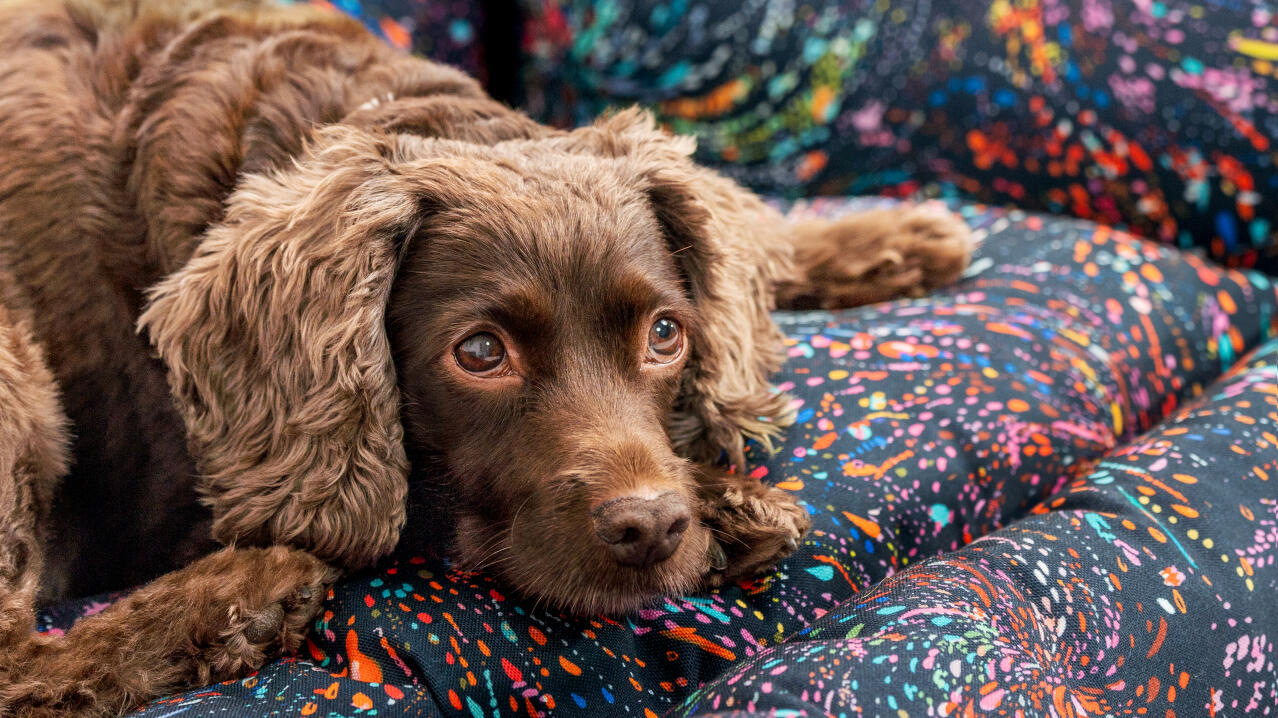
[32,198,1278,717]
[299,0,485,80]
[683,336,1278,717]
[519,0,1278,273]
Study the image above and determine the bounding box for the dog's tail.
[773,203,974,310]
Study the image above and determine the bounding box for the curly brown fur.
[0,265,337,717]
[0,0,971,712]
[695,466,814,588]
[775,204,974,309]
[0,546,335,718]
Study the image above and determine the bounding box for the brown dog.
[0,0,972,714]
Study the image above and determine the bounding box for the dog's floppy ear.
[603,112,796,468]
[138,127,451,570]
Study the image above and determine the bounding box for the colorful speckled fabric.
[681,337,1278,717]
[41,200,1278,716]
[297,0,485,80]
[519,0,1278,273]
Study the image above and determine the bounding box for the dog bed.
[40,198,1278,716]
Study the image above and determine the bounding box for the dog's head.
[140,110,792,613]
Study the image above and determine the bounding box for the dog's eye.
[647,318,683,361]
[455,333,507,375]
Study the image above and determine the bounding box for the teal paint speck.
[806,565,835,580]
[1085,512,1116,542]
[657,61,690,90]
[802,37,828,63]
[448,18,473,44]
[930,503,951,527]
[1219,331,1236,369]
[1251,218,1271,247]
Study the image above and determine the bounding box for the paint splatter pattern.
[294,0,484,80]
[38,199,1278,716]
[682,335,1278,717]
[519,0,1278,272]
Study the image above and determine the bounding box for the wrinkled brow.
[440,271,695,343]
[478,286,557,342]
[591,273,694,330]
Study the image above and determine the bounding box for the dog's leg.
[1,546,337,718]
[0,292,335,718]
[774,204,974,310]
[0,300,70,648]
[696,468,811,587]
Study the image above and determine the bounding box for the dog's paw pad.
[238,602,286,644]
[195,548,336,680]
[225,580,326,653]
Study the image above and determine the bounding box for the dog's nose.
[592,492,691,568]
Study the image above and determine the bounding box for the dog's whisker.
[467,532,506,563]
[506,494,536,549]
[706,525,751,549]
[468,545,513,573]
[468,527,506,556]
[459,528,512,572]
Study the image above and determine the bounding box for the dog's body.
[0,1,971,714]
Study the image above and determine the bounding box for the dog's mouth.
[452,507,713,615]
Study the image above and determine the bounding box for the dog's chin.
[454,517,712,615]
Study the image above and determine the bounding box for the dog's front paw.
[129,546,338,684]
[13,547,338,717]
[699,476,811,588]
[778,204,974,309]
[204,550,333,679]
[196,547,336,681]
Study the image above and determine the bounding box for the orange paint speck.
[659,627,736,661]
[378,17,411,49]
[346,630,384,684]
[811,86,836,122]
[842,511,882,539]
